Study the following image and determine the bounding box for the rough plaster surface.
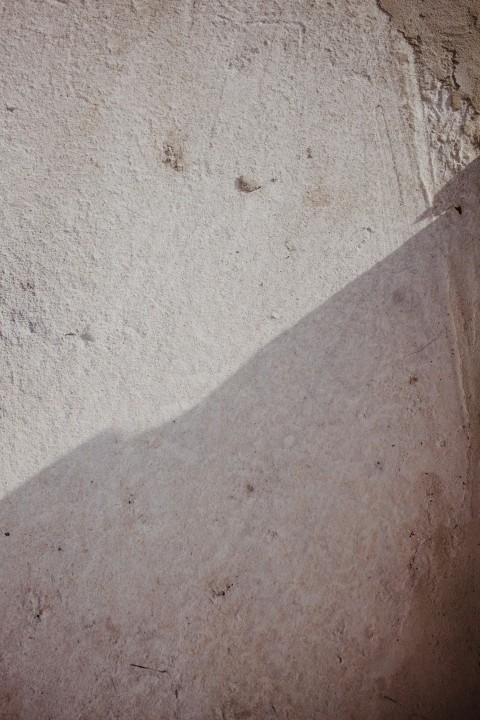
[0,1,479,718]
[378,0,480,115]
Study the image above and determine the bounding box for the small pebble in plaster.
[270,312,278,319]
[236,176,261,193]
[246,483,254,493]
[6,105,15,112]
[162,142,184,171]
[455,205,462,215]
[409,375,418,384]
[4,532,10,536]
[306,147,313,158]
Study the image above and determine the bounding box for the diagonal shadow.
[1,159,479,720]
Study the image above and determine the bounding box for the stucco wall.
[1,1,479,718]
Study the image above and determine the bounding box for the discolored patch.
[305,185,331,208]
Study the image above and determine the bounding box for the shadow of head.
[1,159,479,720]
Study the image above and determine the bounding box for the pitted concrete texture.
[379,0,480,114]
[0,1,479,719]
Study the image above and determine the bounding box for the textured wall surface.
[379,0,480,115]
[0,1,479,719]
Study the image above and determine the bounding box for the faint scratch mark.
[209,74,228,148]
[130,663,169,677]
[208,597,229,615]
[189,0,199,28]
[403,333,443,358]
[376,104,406,209]
[382,694,428,720]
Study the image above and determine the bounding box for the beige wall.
[0,2,479,718]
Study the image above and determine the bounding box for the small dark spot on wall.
[4,532,10,536]
[455,205,462,215]
[80,332,95,343]
[391,289,405,305]
[211,582,233,598]
[236,176,261,192]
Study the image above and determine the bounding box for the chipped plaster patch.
[378,0,480,112]
[378,0,480,172]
